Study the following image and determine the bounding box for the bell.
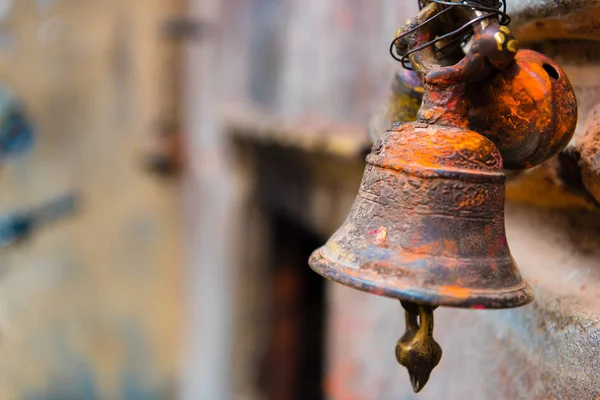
[311,3,534,310]
[309,120,533,309]
[310,2,542,393]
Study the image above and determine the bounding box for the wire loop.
[391,0,510,69]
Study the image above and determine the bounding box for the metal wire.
[390,0,510,69]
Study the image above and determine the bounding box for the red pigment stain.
[367,227,387,245]
[581,285,587,291]
[474,305,486,310]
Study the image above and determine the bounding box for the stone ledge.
[510,1,600,41]
[223,103,369,160]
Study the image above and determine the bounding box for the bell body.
[309,122,533,308]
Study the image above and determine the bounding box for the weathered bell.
[309,121,533,309]
[309,2,544,393]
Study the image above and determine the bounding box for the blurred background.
[1,0,600,399]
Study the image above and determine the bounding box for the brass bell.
[309,115,534,392]
[310,94,534,392]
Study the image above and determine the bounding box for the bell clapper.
[396,301,442,393]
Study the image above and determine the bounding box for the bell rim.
[309,248,534,309]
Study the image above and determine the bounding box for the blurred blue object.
[0,193,77,247]
[0,85,34,158]
[0,213,32,247]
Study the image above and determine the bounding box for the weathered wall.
[0,1,183,398]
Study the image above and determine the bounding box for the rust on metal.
[309,116,533,308]
[469,49,578,169]
[378,38,578,173]
[393,2,516,82]
[424,22,518,84]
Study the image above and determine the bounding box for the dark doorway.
[258,214,326,400]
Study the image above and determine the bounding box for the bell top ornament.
[392,1,577,170]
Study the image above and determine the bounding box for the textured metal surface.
[470,49,578,169]
[394,3,518,85]
[392,1,512,72]
[500,41,600,210]
[309,121,533,309]
[372,48,578,172]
